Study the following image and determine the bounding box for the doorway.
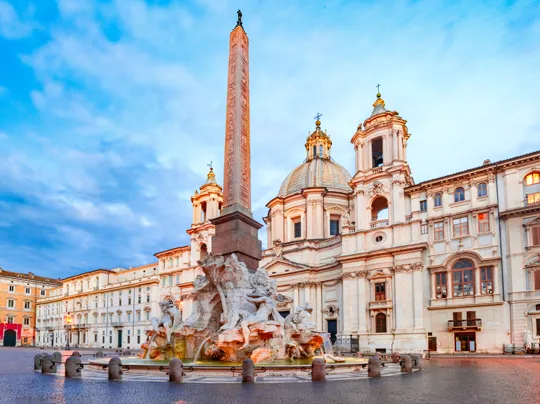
[3,330,16,347]
[118,330,123,348]
[455,332,476,352]
[327,319,337,344]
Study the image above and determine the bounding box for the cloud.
[1,0,539,278]
[0,1,36,39]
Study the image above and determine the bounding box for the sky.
[0,0,539,279]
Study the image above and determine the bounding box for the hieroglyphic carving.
[223,26,251,211]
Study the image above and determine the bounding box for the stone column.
[413,265,424,329]
[357,275,367,333]
[293,285,300,310]
[341,276,355,334]
[392,130,398,160]
[316,284,323,330]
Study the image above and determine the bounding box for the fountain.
[136,253,342,365]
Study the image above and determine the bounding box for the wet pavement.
[1,347,539,404]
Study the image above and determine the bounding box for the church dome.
[278,158,352,197]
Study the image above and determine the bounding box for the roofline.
[62,268,116,282]
[154,245,191,257]
[406,149,540,192]
[0,269,62,285]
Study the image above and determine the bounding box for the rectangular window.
[7,317,14,324]
[535,271,540,291]
[7,299,14,308]
[466,310,476,326]
[146,294,150,303]
[127,313,131,322]
[421,224,428,235]
[374,283,386,301]
[137,312,141,321]
[95,334,98,342]
[536,319,540,336]
[25,287,31,294]
[453,312,463,326]
[138,295,141,304]
[480,267,493,294]
[40,289,46,296]
[330,219,340,236]
[24,317,30,325]
[452,268,474,297]
[294,221,301,238]
[527,192,540,206]
[420,200,427,212]
[531,226,540,246]
[161,278,166,286]
[168,275,173,286]
[146,311,150,321]
[453,217,469,237]
[435,273,447,298]
[478,212,490,233]
[24,301,31,310]
[434,222,444,241]
[9,285,14,293]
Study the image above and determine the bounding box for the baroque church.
[34,16,540,354]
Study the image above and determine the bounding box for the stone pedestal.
[211,211,262,270]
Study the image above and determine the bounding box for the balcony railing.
[525,194,540,207]
[111,322,123,327]
[509,291,540,300]
[369,300,392,309]
[370,219,389,229]
[448,319,482,330]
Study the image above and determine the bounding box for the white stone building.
[261,93,540,354]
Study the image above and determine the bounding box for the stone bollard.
[95,351,105,358]
[41,355,57,374]
[355,352,363,358]
[400,354,412,373]
[391,352,400,363]
[169,358,184,383]
[34,353,48,371]
[367,355,382,378]
[71,351,81,357]
[311,357,326,382]
[409,354,422,370]
[65,356,83,378]
[242,358,255,383]
[52,352,62,365]
[108,357,123,381]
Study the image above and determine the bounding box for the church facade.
[260,93,540,354]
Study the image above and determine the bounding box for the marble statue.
[138,253,326,364]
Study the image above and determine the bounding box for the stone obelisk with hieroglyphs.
[211,10,262,270]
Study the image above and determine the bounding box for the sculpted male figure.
[151,300,180,344]
[239,292,282,350]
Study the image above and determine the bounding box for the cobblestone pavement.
[1,347,540,404]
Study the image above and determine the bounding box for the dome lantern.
[305,113,333,161]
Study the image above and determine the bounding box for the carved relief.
[369,181,388,197]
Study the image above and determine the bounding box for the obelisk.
[210,10,262,270]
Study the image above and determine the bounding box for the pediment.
[264,257,309,271]
[525,215,540,227]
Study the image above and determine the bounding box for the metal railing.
[370,219,389,228]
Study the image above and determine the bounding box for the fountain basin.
[88,356,369,377]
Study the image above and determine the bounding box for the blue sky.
[1,0,539,279]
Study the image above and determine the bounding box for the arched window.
[371,196,389,222]
[375,313,387,333]
[525,172,540,185]
[452,259,475,297]
[454,187,465,202]
[433,193,442,207]
[371,137,383,167]
[477,182,487,198]
[200,243,208,260]
[313,146,317,158]
[319,145,323,158]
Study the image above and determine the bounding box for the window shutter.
[466,311,476,320]
[535,271,540,291]
[453,312,462,322]
[532,226,540,246]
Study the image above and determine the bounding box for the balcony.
[111,322,124,327]
[370,219,389,229]
[448,319,482,331]
[369,300,392,310]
